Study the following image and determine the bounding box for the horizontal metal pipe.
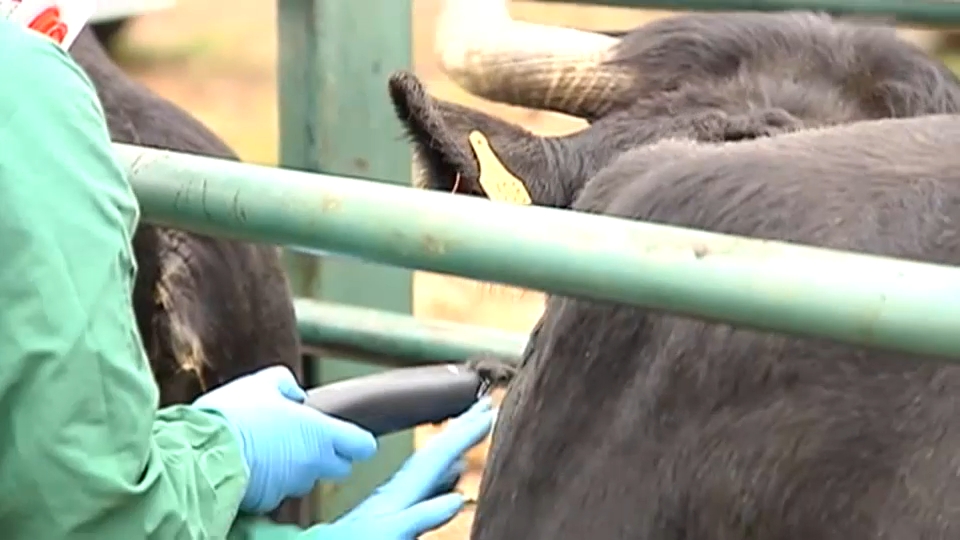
[288,246,337,258]
[117,143,960,360]
[535,0,960,27]
[295,299,526,365]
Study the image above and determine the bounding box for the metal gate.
[117,0,960,525]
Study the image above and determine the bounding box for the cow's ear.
[388,71,541,205]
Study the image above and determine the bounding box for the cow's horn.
[435,0,634,119]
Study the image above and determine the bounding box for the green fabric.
[229,516,306,540]
[0,21,249,538]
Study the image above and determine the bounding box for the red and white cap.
[1,0,97,49]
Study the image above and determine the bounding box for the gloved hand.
[193,365,377,514]
[301,396,496,540]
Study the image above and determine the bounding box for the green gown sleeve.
[228,516,306,540]
[0,21,249,539]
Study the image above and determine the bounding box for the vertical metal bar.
[277,0,414,524]
[276,0,321,527]
[278,0,323,307]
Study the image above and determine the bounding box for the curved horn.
[436,0,635,119]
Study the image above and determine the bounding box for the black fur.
[474,113,960,539]
[467,355,519,390]
[70,28,305,526]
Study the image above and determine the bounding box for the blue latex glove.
[301,396,496,540]
[193,365,378,514]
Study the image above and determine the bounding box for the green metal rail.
[295,299,526,365]
[120,143,960,361]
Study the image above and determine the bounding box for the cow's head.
[431,3,960,122]
[389,5,960,209]
[390,71,808,209]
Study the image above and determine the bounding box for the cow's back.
[472,114,960,540]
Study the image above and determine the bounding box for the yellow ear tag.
[468,130,532,205]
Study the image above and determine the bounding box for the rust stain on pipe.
[422,234,448,256]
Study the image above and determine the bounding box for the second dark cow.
[70,27,305,526]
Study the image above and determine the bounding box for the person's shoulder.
[0,20,95,106]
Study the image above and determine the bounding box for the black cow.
[395,10,960,208]
[70,28,305,526]
[476,112,960,539]
[387,7,960,539]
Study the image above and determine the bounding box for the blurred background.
[105,1,960,537]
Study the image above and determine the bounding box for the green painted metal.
[276,1,323,526]
[295,299,526,366]
[537,0,960,26]
[277,0,322,314]
[120,143,960,361]
[276,0,414,523]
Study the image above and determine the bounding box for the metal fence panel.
[120,143,960,362]
[276,0,415,522]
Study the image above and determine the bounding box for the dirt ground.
[116,2,951,537]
